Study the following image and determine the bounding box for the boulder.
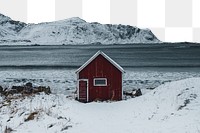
[0,86,3,93]
[24,87,33,94]
[135,89,142,96]
[0,83,51,96]
[123,89,142,98]
[25,82,33,88]
[11,86,24,93]
[36,86,51,94]
[45,86,51,94]
[5,89,18,96]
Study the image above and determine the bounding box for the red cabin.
[76,50,125,102]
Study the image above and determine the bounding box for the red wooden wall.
[79,54,122,102]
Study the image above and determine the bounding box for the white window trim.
[93,78,107,86]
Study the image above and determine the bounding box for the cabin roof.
[75,50,125,74]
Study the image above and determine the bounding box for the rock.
[25,82,33,88]
[33,86,51,94]
[11,86,24,93]
[24,82,33,94]
[1,88,7,95]
[24,112,38,122]
[5,89,18,96]
[48,124,54,128]
[135,89,142,97]
[123,89,142,98]
[123,91,134,97]
[23,87,33,94]
[1,83,51,96]
[0,86,3,93]
[61,125,72,131]
[4,126,14,133]
[146,87,155,90]
[45,86,51,94]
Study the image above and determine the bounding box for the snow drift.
[0,78,200,133]
[0,13,160,45]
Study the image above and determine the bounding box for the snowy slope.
[0,14,26,40]
[0,13,160,45]
[18,18,160,44]
[0,78,200,133]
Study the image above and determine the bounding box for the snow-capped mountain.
[0,13,160,45]
[0,14,26,39]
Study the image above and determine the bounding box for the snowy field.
[0,78,200,133]
[1,67,200,95]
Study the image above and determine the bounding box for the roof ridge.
[75,51,125,73]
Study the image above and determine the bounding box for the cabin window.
[94,78,107,86]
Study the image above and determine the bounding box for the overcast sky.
[0,0,200,42]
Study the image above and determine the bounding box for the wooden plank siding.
[79,54,122,102]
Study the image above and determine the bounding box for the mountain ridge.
[0,13,160,45]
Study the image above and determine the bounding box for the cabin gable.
[76,51,123,102]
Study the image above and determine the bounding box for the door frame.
[78,79,89,102]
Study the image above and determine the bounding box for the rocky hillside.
[0,14,26,39]
[0,13,160,45]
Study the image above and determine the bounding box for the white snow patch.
[1,78,200,133]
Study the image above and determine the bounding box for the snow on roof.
[75,50,125,73]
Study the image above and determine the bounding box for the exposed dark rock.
[48,124,54,128]
[177,93,197,111]
[146,87,155,90]
[178,99,190,110]
[11,86,24,93]
[135,89,142,97]
[33,86,51,95]
[0,86,3,93]
[45,86,51,94]
[123,89,142,98]
[0,83,51,96]
[61,125,72,131]
[4,126,14,133]
[25,82,33,88]
[24,112,38,122]
[5,89,18,96]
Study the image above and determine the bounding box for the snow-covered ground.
[0,69,76,95]
[1,68,200,95]
[0,77,200,133]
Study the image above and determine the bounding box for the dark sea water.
[0,43,200,69]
